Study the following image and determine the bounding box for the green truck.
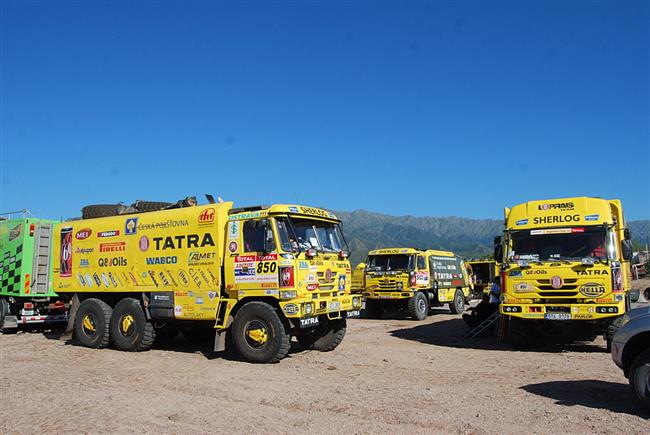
[0,211,67,332]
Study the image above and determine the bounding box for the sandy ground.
[1,282,649,434]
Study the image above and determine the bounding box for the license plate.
[545,313,571,320]
[380,295,392,299]
[22,310,34,316]
[299,317,320,328]
[329,301,341,311]
[346,310,361,318]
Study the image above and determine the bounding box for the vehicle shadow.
[388,318,606,353]
[42,329,307,362]
[521,380,649,418]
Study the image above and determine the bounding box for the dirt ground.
[1,282,649,434]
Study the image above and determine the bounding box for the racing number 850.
[257,262,277,274]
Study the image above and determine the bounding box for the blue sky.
[1,1,648,221]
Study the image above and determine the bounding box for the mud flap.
[213,314,234,352]
[2,315,18,330]
[61,293,80,339]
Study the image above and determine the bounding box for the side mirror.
[494,244,503,262]
[624,228,631,240]
[622,239,633,261]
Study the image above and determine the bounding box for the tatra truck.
[494,197,634,349]
[0,213,67,332]
[53,201,361,363]
[363,248,472,320]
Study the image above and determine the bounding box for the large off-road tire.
[181,327,214,343]
[81,204,126,219]
[605,316,624,352]
[132,201,173,213]
[364,300,383,319]
[231,302,290,363]
[408,291,428,320]
[298,318,347,352]
[449,289,465,314]
[109,298,155,351]
[509,317,532,350]
[0,298,17,334]
[644,287,650,302]
[74,298,112,348]
[629,348,650,411]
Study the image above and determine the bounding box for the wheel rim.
[417,298,426,314]
[82,313,97,336]
[456,294,464,310]
[244,320,269,349]
[119,314,135,336]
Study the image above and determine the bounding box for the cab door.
[416,255,430,287]
[224,218,279,295]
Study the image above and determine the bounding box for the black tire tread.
[408,291,428,320]
[133,201,173,212]
[449,289,465,314]
[82,204,126,219]
[232,302,290,363]
[110,298,155,352]
[629,348,650,410]
[76,298,112,348]
[313,322,346,352]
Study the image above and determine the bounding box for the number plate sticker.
[545,313,571,320]
[299,317,320,328]
[329,301,341,311]
[346,310,361,318]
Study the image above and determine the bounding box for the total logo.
[198,208,216,225]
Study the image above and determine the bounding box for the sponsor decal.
[228,241,238,253]
[86,273,94,287]
[137,219,189,231]
[97,230,120,238]
[538,202,575,211]
[584,214,600,221]
[166,271,178,287]
[207,291,217,301]
[195,297,204,304]
[577,269,609,276]
[307,283,319,291]
[325,269,332,281]
[139,236,150,252]
[8,224,22,241]
[148,270,159,286]
[98,257,128,267]
[300,317,319,328]
[306,273,317,284]
[125,218,138,235]
[515,219,528,226]
[158,272,170,286]
[280,266,295,287]
[234,254,279,284]
[198,208,215,225]
[288,206,299,213]
[153,233,215,250]
[146,256,178,265]
[532,215,580,225]
[580,283,606,298]
[297,206,334,219]
[101,273,110,287]
[77,274,86,286]
[531,228,584,235]
[128,272,138,285]
[508,270,522,277]
[79,259,90,268]
[174,305,182,315]
[298,261,309,270]
[100,242,126,253]
[189,268,202,287]
[550,276,563,289]
[75,228,92,240]
[524,269,547,275]
[514,282,531,292]
[75,247,94,254]
[107,272,118,287]
[338,275,346,291]
[198,269,211,286]
[178,270,190,287]
[283,304,299,315]
[188,251,216,265]
[228,221,240,239]
[574,313,593,319]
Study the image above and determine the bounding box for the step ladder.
[465,310,500,338]
[32,223,53,295]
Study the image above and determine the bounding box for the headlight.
[352,296,361,308]
[396,282,403,290]
[304,302,313,315]
[280,290,297,300]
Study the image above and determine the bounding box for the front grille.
[317,271,338,286]
[539,292,578,297]
[537,279,578,285]
[538,285,578,291]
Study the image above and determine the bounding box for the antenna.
[205,194,216,204]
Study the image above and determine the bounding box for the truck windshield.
[366,255,413,272]
[275,217,345,253]
[508,226,609,262]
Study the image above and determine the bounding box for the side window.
[417,255,426,270]
[243,220,266,252]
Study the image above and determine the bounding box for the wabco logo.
[146,256,178,265]
[538,202,574,211]
[198,208,215,224]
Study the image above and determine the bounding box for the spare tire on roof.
[82,204,128,219]
[132,201,173,213]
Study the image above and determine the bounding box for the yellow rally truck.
[53,201,361,363]
[363,248,472,320]
[495,197,634,349]
[350,262,366,294]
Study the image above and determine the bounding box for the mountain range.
[336,209,650,266]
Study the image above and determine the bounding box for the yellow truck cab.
[363,248,472,320]
[466,260,500,297]
[351,262,366,295]
[495,197,634,349]
[53,200,362,363]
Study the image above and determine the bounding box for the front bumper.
[364,290,414,300]
[500,303,624,321]
[280,295,362,327]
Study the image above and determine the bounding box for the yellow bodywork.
[466,260,500,294]
[500,197,631,321]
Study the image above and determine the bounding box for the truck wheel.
[232,302,290,363]
[132,200,173,212]
[605,317,624,352]
[449,289,465,314]
[75,298,112,348]
[81,204,126,219]
[298,318,346,352]
[510,318,532,350]
[109,298,155,351]
[629,348,650,411]
[364,300,383,319]
[408,291,428,320]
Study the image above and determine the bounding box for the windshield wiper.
[544,256,572,265]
